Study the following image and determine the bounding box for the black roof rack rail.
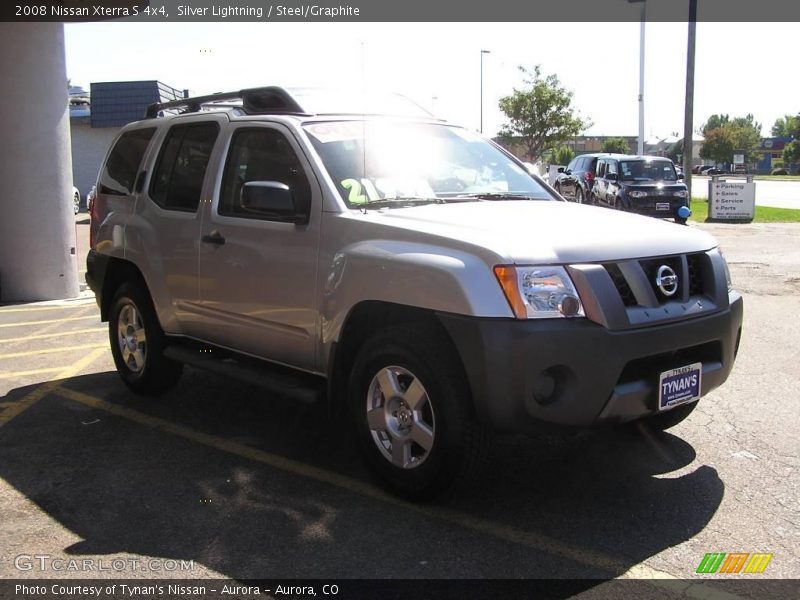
[145,86,308,119]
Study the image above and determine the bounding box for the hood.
[359,200,716,264]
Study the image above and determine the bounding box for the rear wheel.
[109,282,183,395]
[575,187,584,204]
[349,324,489,499]
[73,191,80,215]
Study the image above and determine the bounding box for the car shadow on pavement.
[0,368,723,583]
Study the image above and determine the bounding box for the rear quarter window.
[98,128,156,196]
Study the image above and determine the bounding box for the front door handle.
[201,230,226,245]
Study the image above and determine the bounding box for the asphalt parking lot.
[0,217,798,597]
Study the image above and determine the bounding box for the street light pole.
[637,2,646,154]
[480,49,490,133]
[628,0,646,155]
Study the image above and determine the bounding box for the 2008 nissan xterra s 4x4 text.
[87,87,743,497]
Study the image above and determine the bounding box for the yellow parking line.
[0,302,96,313]
[49,383,742,600]
[0,315,99,328]
[0,343,106,360]
[0,367,65,380]
[0,347,106,427]
[0,327,106,345]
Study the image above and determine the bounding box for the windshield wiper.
[454,192,548,201]
[359,197,445,209]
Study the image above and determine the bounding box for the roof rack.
[145,86,308,119]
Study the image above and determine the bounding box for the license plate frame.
[655,202,671,211]
[658,362,702,411]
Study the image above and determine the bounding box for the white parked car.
[72,186,81,215]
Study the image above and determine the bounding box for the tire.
[108,282,183,395]
[554,183,562,196]
[640,401,699,431]
[675,217,688,225]
[575,187,584,204]
[73,192,80,215]
[348,324,489,499]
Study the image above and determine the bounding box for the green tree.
[701,114,730,135]
[699,114,762,164]
[779,114,800,168]
[784,141,800,167]
[771,114,799,137]
[548,145,574,166]
[699,128,734,164]
[601,136,630,154]
[666,139,683,162]
[498,66,591,162]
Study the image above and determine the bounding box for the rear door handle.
[201,230,226,245]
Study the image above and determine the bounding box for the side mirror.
[557,167,565,174]
[240,181,307,223]
[565,169,572,175]
[677,173,685,180]
[606,173,618,182]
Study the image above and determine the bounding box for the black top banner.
[4,0,800,22]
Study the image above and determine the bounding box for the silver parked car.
[87,87,743,498]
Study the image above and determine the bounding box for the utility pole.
[480,49,490,133]
[683,0,698,199]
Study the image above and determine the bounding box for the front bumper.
[437,293,743,433]
[627,196,689,219]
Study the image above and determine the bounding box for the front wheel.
[575,187,585,204]
[109,282,183,395]
[348,324,489,499]
[73,192,80,215]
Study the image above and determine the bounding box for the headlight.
[673,190,689,198]
[718,248,733,291]
[628,190,647,198]
[494,266,584,319]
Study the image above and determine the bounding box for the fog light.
[532,372,557,405]
[678,205,692,219]
[558,294,581,317]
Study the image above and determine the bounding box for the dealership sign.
[709,180,755,221]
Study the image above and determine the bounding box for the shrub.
[771,168,789,175]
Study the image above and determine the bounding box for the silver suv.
[87,87,743,498]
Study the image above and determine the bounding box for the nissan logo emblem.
[656,265,679,297]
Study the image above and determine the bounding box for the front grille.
[604,263,637,306]
[602,252,710,308]
[687,253,704,296]
[640,255,683,300]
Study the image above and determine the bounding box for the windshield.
[303,120,552,207]
[620,160,678,182]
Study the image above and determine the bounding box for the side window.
[98,128,155,195]
[219,128,311,220]
[607,160,619,175]
[597,161,606,178]
[150,122,219,212]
